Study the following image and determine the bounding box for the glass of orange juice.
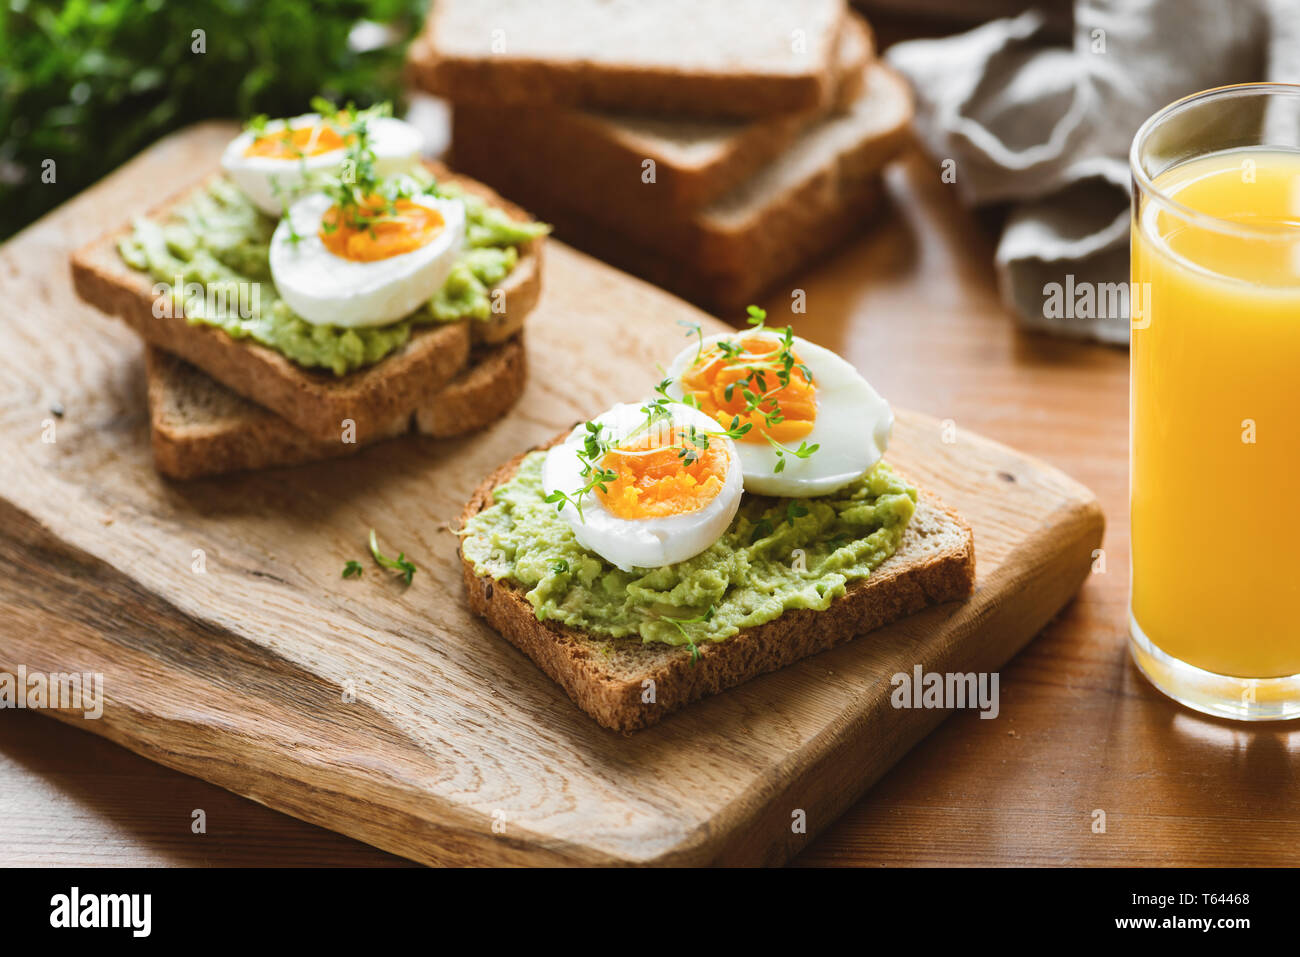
[1130,84,1300,720]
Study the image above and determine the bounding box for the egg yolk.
[596,432,728,520]
[243,124,349,159]
[681,333,816,444]
[319,197,445,262]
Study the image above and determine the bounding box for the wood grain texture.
[0,123,1101,866]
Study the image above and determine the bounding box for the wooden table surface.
[2,144,1296,868]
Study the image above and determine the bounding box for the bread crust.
[459,438,977,733]
[454,64,910,270]
[526,175,884,314]
[147,336,528,479]
[449,64,911,311]
[71,163,543,442]
[414,334,527,438]
[406,2,850,119]
[443,15,872,212]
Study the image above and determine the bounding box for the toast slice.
[454,64,910,276]
[71,164,543,443]
[460,440,976,732]
[408,0,849,119]
[147,335,527,479]
[524,172,883,314]
[443,13,873,214]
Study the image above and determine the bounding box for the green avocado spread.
[117,176,548,375]
[461,452,918,648]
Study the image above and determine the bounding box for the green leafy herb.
[342,559,364,579]
[662,605,715,664]
[767,436,820,474]
[368,528,416,585]
[1,0,429,241]
[313,101,412,234]
[544,421,617,523]
[678,319,704,365]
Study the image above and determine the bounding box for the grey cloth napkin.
[886,0,1300,344]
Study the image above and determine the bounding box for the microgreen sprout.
[678,318,705,365]
[552,303,825,521]
[766,436,820,474]
[662,605,716,664]
[368,528,416,585]
[544,421,617,523]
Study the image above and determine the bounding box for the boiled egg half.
[269,191,465,327]
[663,329,893,497]
[542,402,744,570]
[221,113,422,216]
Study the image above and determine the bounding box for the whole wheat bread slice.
[452,63,911,286]
[148,334,527,479]
[441,13,873,213]
[526,171,883,314]
[460,439,976,732]
[71,163,543,443]
[408,0,850,119]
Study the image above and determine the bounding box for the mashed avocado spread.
[118,175,547,375]
[462,452,917,648]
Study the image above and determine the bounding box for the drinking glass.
[1130,83,1300,720]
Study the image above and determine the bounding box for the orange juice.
[1132,147,1300,678]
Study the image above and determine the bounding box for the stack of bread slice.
[407,0,913,314]
[71,164,543,478]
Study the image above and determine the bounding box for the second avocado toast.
[72,101,547,462]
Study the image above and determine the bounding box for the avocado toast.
[461,441,973,732]
[72,161,544,446]
[459,312,975,731]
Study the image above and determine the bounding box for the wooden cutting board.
[0,123,1103,866]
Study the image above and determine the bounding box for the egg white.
[542,402,744,571]
[220,114,423,216]
[269,193,465,327]
[663,330,893,497]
